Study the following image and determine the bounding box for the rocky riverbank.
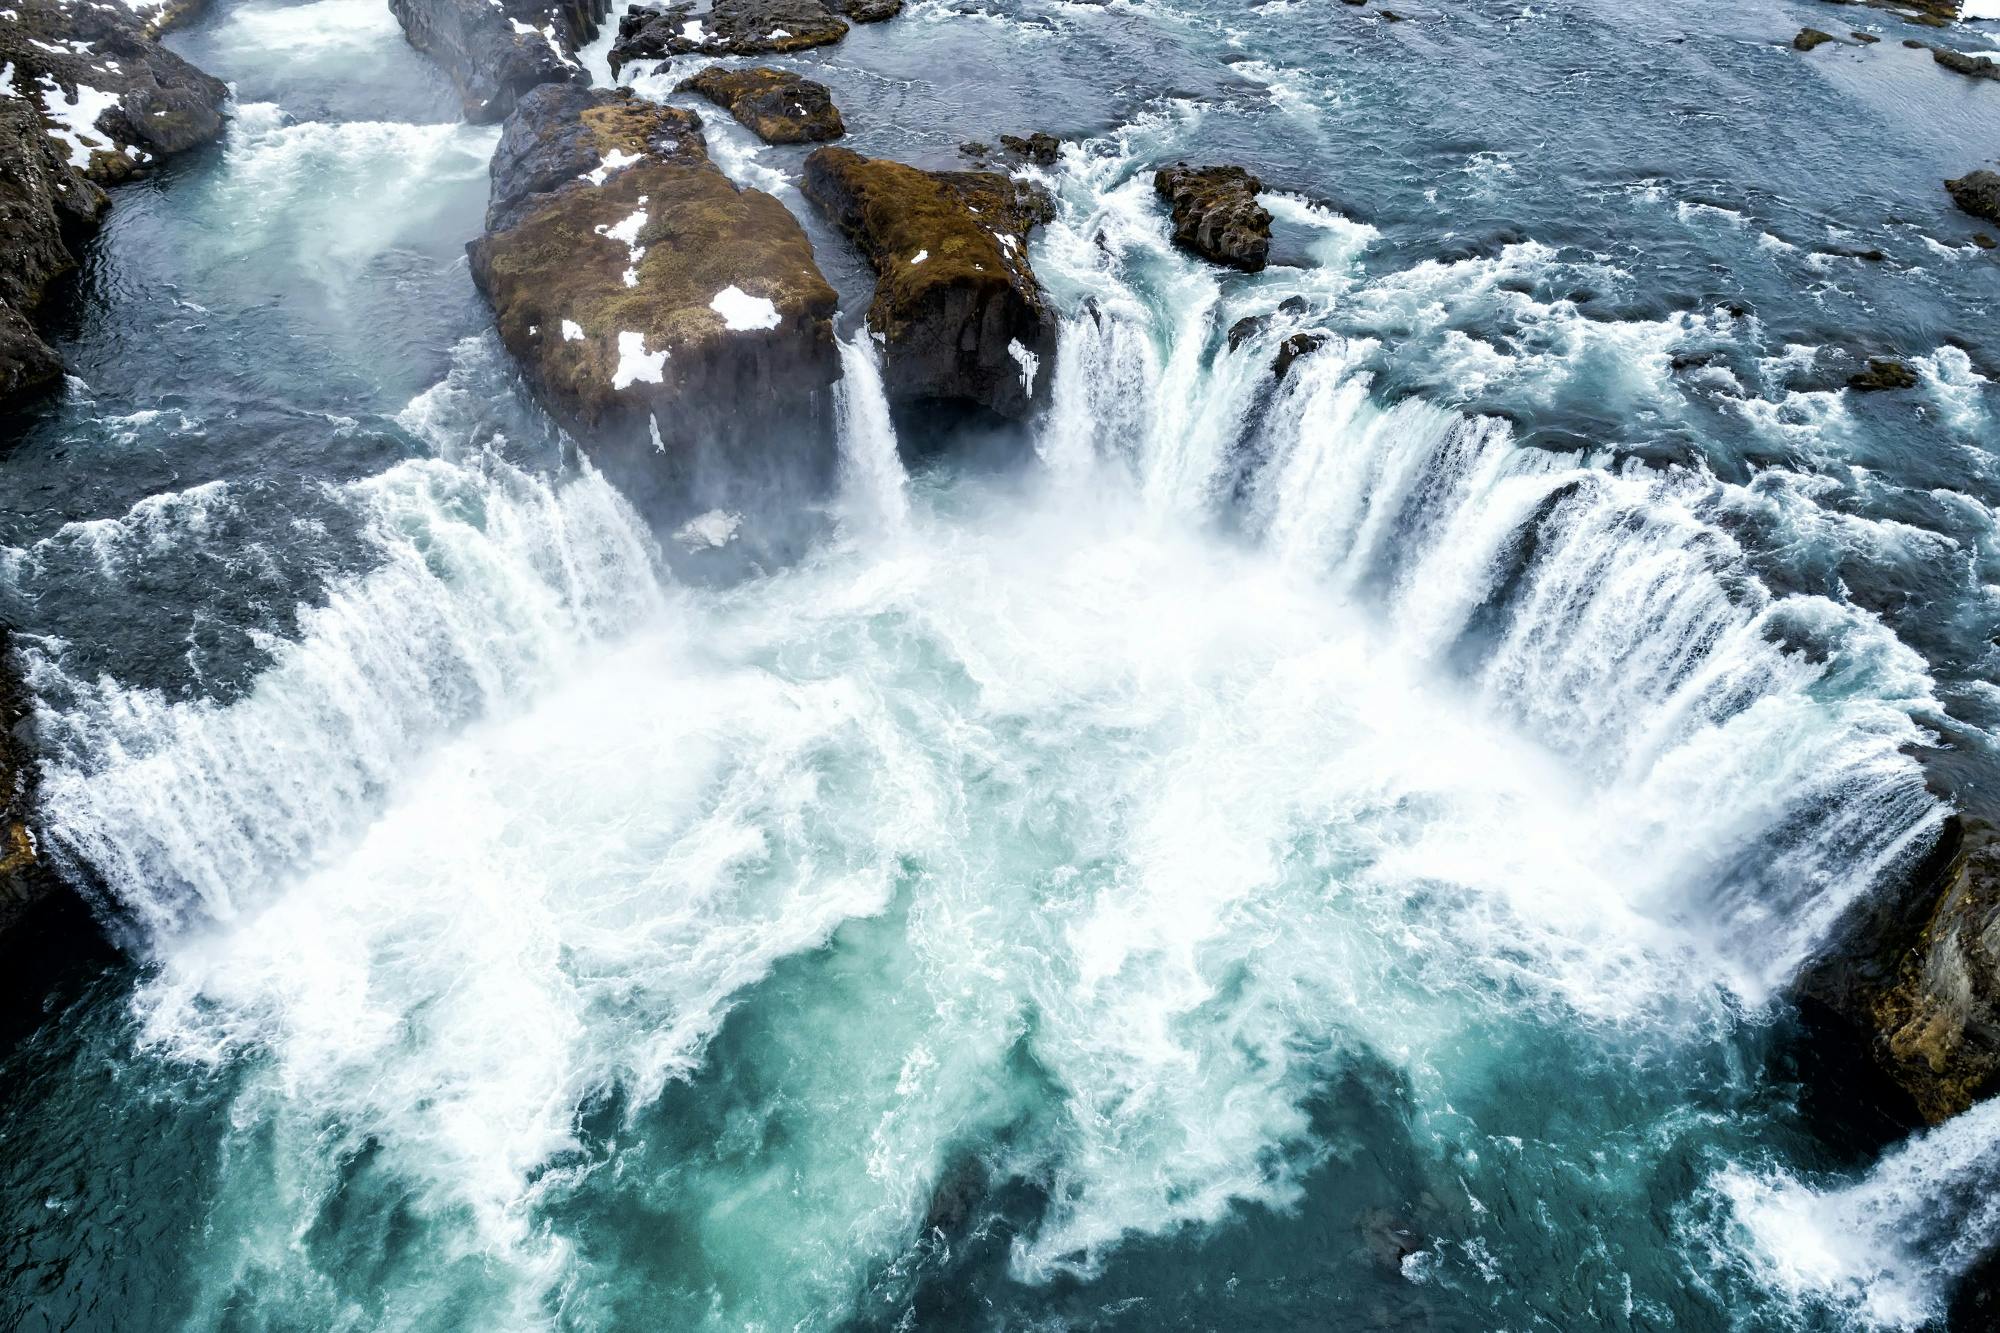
[0,0,227,409]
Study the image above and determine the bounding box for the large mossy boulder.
[1803,817,2000,1124]
[0,0,228,408]
[801,146,1055,420]
[1153,163,1272,273]
[469,85,840,516]
[388,0,606,124]
[609,0,846,73]
[677,66,844,143]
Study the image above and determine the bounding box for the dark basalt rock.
[830,0,901,19]
[1272,332,1326,380]
[1948,170,2000,224]
[1794,27,1837,51]
[998,132,1061,165]
[802,146,1056,420]
[469,85,841,516]
[0,0,227,408]
[1802,817,2000,1125]
[1848,357,1919,391]
[676,66,844,143]
[1153,163,1273,272]
[609,0,846,73]
[1933,44,2000,79]
[388,0,603,124]
[1852,30,1880,43]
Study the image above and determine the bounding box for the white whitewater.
[1719,1093,2000,1328]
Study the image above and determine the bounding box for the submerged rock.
[609,0,846,73]
[1794,28,1837,51]
[0,0,228,407]
[469,85,840,513]
[676,66,844,143]
[1153,163,1273,272]
[388,0,602,123]
[1947,169,2000,225]
[801,146,1056,419]
[1848,357,1919,391]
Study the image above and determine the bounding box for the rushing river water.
[6,0,2000,1329]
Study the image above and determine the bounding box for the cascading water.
[5,0,2000,1329]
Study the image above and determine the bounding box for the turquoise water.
[6,0,2000,1328]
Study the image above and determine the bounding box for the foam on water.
[1714,1095,2000,1329]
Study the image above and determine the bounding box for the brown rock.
[1794,27,1837,51]
[1154,163,1273,272]
[802,146,1056,419]
[676,65,844,143]
[610,0,846,72]
[469,86,840,513]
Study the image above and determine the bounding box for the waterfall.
[834,334,911,538]
[1718,1094,2000,1329]
[1029,174,1943,996]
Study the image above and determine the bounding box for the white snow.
[600,206,646,247]
[0,63,16,99]
[611,330,667,389]
[582,147,640,185]
[36,74,121,169]
[769,27,789,37]
[708,285,781,331]
[909,249,928,265]
[561,319,584,341]
[673,509,742,549]
[595,202,648,283]
[1007,338,1039,397]
[681,18,706,42]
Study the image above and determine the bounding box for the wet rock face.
[676,66,844,143]
[801,145,1056,420]
[0,0,227,407]
[469,85,840,515]
[610,0,846,72]
[388,0,601,124]
[1793,27,1836,52]
[1948,170,2000,225]
[1806,818,2000,1125]
[1153,163,1272,273]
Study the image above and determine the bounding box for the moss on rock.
[802,145,1056,419]
[677,66,845,143]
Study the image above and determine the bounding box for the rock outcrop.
[1794,27,1837,51]
[801,146,1056,420]
[830,0,900,20]
[388,0,606,124]
[676,66,844,143]
[609,0,846,74]
[0,0,228,408]
[1933,44,2000,80]
[1948,169,2000,225]
[1804,817,2000,1124]
[1153,164,1272,273]
[468,84,840,515]
[1848,357,1919,391]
